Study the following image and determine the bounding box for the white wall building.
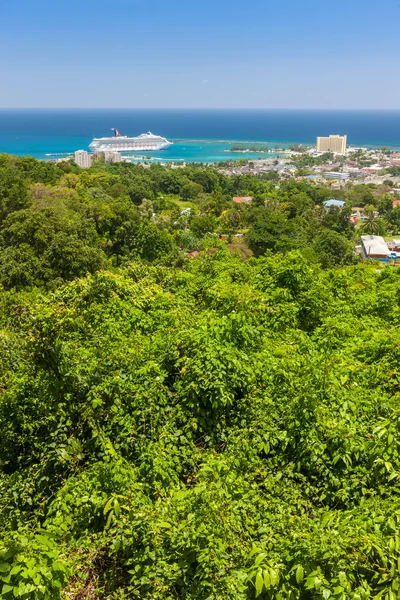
[74,150,92,169]
[104,151,122,164]
[324,171,350,181]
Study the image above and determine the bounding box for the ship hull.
[89,143,172,152]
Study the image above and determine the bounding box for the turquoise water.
[0,132,287,163]
[117,140,287,164]
[1,109,400,162]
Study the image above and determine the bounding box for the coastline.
[2,107,400,162]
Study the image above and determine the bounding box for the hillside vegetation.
[1,155,400,599]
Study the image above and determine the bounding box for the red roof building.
[232,196,253,204]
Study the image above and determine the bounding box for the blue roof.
[324,200,345,208]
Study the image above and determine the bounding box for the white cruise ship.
[89,129,172,152]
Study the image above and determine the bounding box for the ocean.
[1,109,400,163]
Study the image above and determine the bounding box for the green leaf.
[1,584,13,596]
[103,497,114,515]
[263,569,271,590]
[270,568,279,587]
[0,565,10,574]
[255,568,264,598]
[314,576,322,590]
[296,564,304,584]
[254,552,267,566]
[113,498,120,517]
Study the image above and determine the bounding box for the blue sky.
[1,0,399,108]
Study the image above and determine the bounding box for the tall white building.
[316,134,347,154]
[104,151,122,164]
[74,150,93,169]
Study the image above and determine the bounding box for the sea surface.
[1,109,400,163]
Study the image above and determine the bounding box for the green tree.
[135,221,175,261]
[0,164,29,222]
[362,204,386,235]
[245,207,300,255]
[181,181,204,199]
[190,214,216,237]
[313,229,357,268]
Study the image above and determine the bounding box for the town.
[218,134,400,190]
[72,134,400,191]
[69,134,400,267]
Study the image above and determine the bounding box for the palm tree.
[361,205,385,235]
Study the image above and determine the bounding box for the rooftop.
[233,196,253,204]
[324,199,345,208]
[361,235,391,258]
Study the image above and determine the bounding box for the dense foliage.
[1,155,400,599]
[0,153,361,291]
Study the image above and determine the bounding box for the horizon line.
[1,107,400,111]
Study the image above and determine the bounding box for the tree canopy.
[0,154,400,599]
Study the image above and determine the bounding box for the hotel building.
[74,150,93,169]
[316,134,347,154]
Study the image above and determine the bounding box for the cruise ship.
[89,129,172,152]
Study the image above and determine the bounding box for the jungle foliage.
[0,153,359,291]
[1,155,400,599]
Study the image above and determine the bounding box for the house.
[318,164,337,171]
[324,199,345,209]
[305,174,325,183]
[388,239,400,252]
[345,168,364,178]
[233,196,253,204]
[362,165,385,174]
[360,235,392,261]
[324,172,350,182]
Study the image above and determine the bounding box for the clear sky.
[1,0,399,108]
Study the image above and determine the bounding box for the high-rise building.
[104,151,122,164]
[74,150,93,169]
[316,134,347,154]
